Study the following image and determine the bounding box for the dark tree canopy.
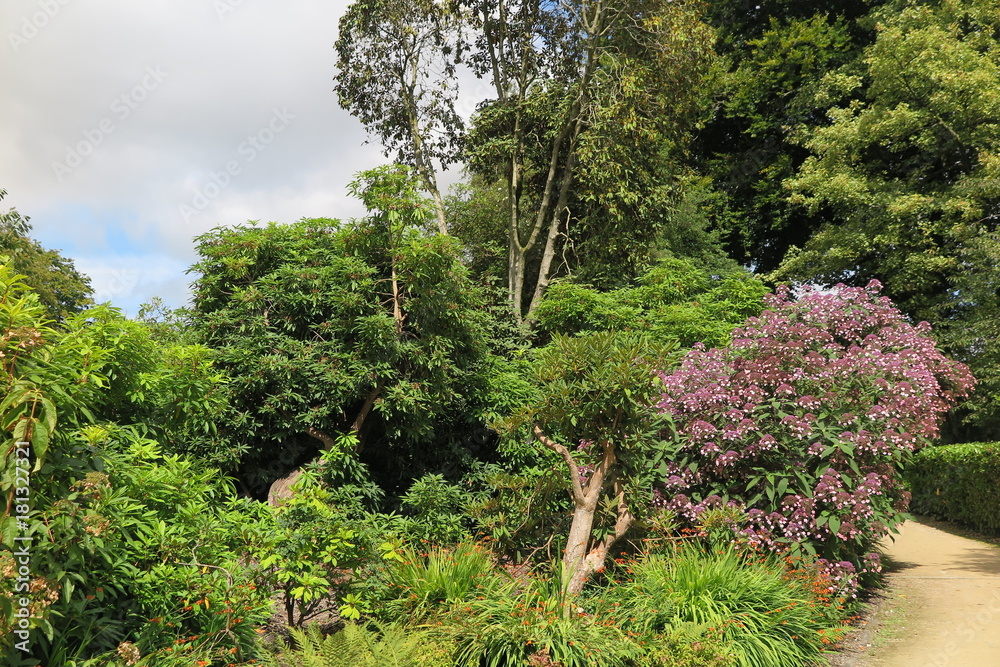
[776,0,1000,321]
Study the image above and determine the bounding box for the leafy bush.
[0,263,268,665]
[97,435,273,659]
[462,462,572,562]
[397,473,472,545]
[534,255,767,348]
[653,281,975,594]
[67,306,242,473]
[0,264,122,663]
[257,471,367,627]
[189,169,499,493]
[907,441,1000,535]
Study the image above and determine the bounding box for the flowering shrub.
[654,281,975,595]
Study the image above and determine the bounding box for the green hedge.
[906,441,1000,536]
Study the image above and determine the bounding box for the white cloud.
[1,0,398,310]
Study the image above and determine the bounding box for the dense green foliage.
[533,255,767,347]
[188,168,499,493]
[907,441,1000,536]
[12,0,1000,661]
[0,267,271,666]
[776,0,1000,322]
[937,230,1000,441]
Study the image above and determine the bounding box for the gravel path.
[831,518,1000,667]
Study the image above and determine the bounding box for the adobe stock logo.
[8,0,73,53]
[51,66,169,182]
[178,107,295,223]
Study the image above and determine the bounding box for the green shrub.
[95,432,273,664]
[533,256,767,348]
[907,441,1000,535]
[397,473,472,545]
[462,461,572,563]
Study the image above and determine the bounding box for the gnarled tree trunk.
[534,425,634,596]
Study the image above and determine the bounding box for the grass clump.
[601,545,845,667]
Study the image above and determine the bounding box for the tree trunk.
[563,501,600,595]
[350,380,385,451]
[267,467,304,507]
[405,49,449,236]
[484,0,605,324]
[525,139,580,323]
[533,424,625,596]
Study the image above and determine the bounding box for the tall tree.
[334,0,466,235]
[775,0,1000,321]
[695,13,861,272]
[466,0,716,323]
[937,231,1000,440]
[0,189,93,321]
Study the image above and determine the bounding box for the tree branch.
[350,380,385,449]
[534,424,585,504]
[307,427,337,451]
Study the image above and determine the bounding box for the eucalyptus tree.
[334,0,467,235]
[334,1,717,325]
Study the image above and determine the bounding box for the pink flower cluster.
[655,282,975,594]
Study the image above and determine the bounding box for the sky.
[1,0,473,314]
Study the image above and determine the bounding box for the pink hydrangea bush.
[655,281,975,596]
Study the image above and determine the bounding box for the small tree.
[654,281,975,594]
[504,331,677,595]
[190,166,492,493]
